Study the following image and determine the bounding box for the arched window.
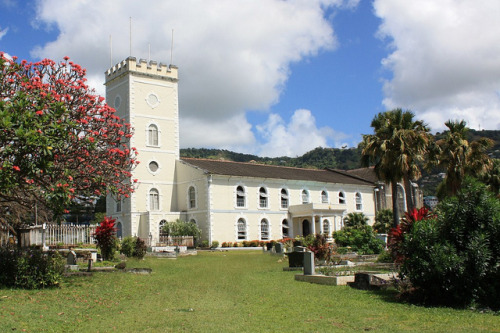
[148,124,159,146]
[260,219,269,240]
[280,189,289,209]
[149,188,160,211]
[355,192,362,211]
[116,222,123,239]
[237,218,247,240]
[301,189,309,204]
[159,219,167,236]
[189,218,197,224]
[236,186,246,208]
[339,191,346,204]
[323,219,330,236]
[259,187,268,208]
[321,190,329,203]
[188,186,196,209]
[282,219,290,238]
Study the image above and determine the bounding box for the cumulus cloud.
[374,0,500,131]
[255,109,349,157]
[30,0,354,155]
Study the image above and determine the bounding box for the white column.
[311,214,316,235]
[319,215,324,234]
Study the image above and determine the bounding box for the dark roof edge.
[324,167,375,185]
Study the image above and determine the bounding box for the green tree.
[429,120,493,197]
[399,178,500,309]
[343,212,369,228]
[373,209,393,234]
[482,158,500,196]
[361,109,431,227]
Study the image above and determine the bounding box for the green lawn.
[1,251,499,332]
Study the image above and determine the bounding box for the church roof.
[180,158,374,186]
[345,167,379,183]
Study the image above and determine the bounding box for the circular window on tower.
[114,95,121,110]
[146,92,160,109]
[148,161,159,173]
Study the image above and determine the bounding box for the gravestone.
[67,250,77,265]
[274,243,284,254]
[303,251,315,275]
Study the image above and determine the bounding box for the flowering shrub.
[0,53,137,228]
[0,246,64,289]
[307,234,336,262]
[94,217,119,260]
[388,207,432,263]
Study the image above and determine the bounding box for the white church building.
[105,57,381,245]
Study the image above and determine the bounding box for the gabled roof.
[180,158,374,186]
[345,167,379,183]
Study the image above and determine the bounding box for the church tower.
[105,57,181,243]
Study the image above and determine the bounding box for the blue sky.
[1,0,500,157]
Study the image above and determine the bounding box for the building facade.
[105,57,385,245]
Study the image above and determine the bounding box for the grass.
[1,251,499,332]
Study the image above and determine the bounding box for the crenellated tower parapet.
[105,56,178,85]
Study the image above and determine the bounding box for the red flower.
[12,166,20,171]
[36,110,43,115]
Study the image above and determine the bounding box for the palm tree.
[343,212,369,228]
[361,109,431,228]
[430,120,493,197]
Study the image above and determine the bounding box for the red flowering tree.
[94,217,119,260]
[388,207,433,263]
[0,53,137,235]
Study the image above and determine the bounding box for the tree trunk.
[404,176,415,213]
[391,181,400,228]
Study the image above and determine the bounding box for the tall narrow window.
[237,218,246,240]
[282,219,290,238]
[116,198,122,212]
[159,219,167,236]
[397,184,406,217]
[280,189,289,209]
[321,190,329,203]
[302,189,309,204]
[188,186,196,209]
[236,186,246,208]
[339,191,346,204]
[148,124,159,146]
[355,192,362,211]
[149,188,159,211]
[260,219,269,240]
[323,219,330,236]
[259,187,268,208]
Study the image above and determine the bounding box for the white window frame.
[338,191,346,204]
[260,219,270,241]
[237,218,247,240]
[301,189,310,204]
[149,188,160,211]
[236,185,246,208]
[321,190,329,204]
[258,187,268,209]
[355,192,363,211]
[280,188,289,209]
[147,123,159,147]
[188,186,197,209]
[282,219,290,238]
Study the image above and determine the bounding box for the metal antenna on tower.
[170,28,174,66]
[129,17,132,57]
[109,35,113,67]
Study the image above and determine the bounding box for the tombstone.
[274,242,284,254]
[303,251,315,275]
[67,250,77,265]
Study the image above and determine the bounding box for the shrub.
[94,217,119,261]
[399,178,500,309]
[161,219,201,238]
[0,247,65,289]
[307,234,336,262]
[333,225,384,255]
[199,240,209,248]
[221,242,228,248]
[373,209,393,234]
[134,238,147,259]
[120,236,136,257]
[211,240,219,248]
[343,212,369,227]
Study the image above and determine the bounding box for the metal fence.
[157,235,194,247]
[17,224,98,247]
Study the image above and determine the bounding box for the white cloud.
[255,109,348,157]
[374,0,500,131]
[30,0,355,155]
[0,26,8,40]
